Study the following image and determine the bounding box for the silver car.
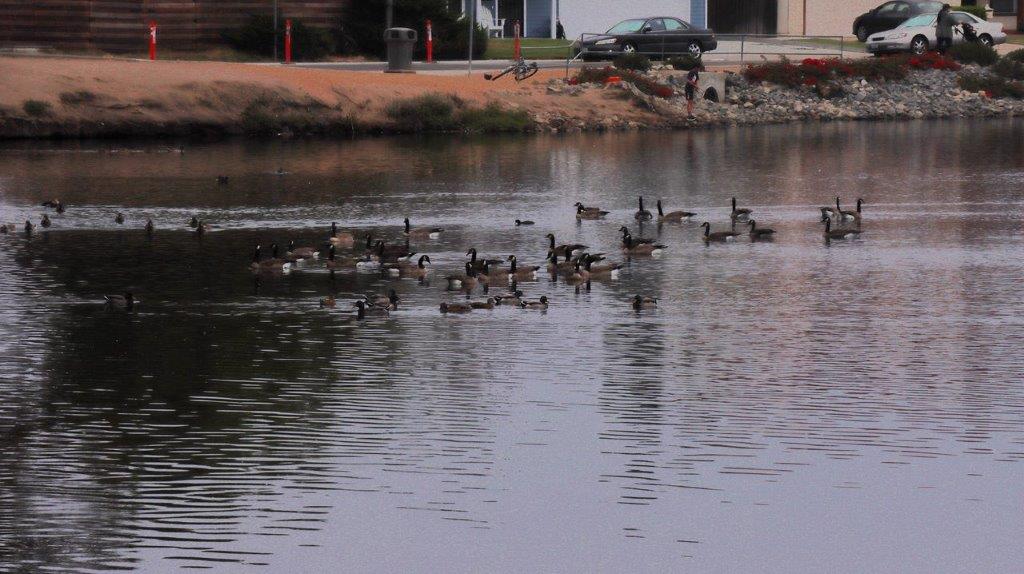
[866,11,1006,55]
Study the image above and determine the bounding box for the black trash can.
[384,27,418,73]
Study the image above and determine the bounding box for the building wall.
[558,0,692,39]
[525,0,552,36]
[0,1,349,53]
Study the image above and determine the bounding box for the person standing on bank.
[685,63,704,119]
[936,4,953,53]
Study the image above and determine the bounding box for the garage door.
[708,0,777,34]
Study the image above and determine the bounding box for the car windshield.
[607,19,646,34]
[900,14,936,27]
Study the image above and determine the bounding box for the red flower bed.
[743,53,957,89]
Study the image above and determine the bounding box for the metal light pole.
[467,0,475,75]
[386,0,394,29]
[273,0,278,61]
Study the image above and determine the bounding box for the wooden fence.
[0,1,349,53]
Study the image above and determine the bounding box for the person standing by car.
[936,4,953,53]
[685,63,704,119]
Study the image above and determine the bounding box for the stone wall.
[0,1,349,53]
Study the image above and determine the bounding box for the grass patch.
[484,38,573,60]
[456,102,532,132]
[385,94,458,131]
[60,90,97,105]
[22,100,52,117]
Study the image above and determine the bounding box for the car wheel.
[979,34,993,47]
[687,41,703,57]
[856,24,869,43]
[621,42,638,54]
[911,36,929,55]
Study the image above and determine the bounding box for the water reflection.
[1,120,1023,572]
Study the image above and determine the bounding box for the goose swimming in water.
[730,197,752,222]
[635,196,653,221]
[404,217,444,239]
[701,222,741,243]
[823,218,862,241]
[657,200,695,223]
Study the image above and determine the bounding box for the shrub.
[955,6,988,20]
[992,57,1024,81]
[1004,48,1024,63]
[223,15,334,61]
[613,53,651,72]
[337,0,486,60]
[385,94,458,131]
[22,100,51,117]
[59,90,96,105]
[946,42,998,66]
[456,102,532,132]
[667,55,701,70]
[958,72,1024,98]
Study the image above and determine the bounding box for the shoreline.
[1,56,1022,140]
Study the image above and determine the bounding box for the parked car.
[575,17,717,60]
[853,0,944,42]
[866,11,1006,54]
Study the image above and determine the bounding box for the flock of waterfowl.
[7,194,865,317]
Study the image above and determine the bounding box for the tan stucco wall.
[785,0,967,37]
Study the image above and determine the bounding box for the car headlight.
[892,32,907,39]
[595,38,616,45]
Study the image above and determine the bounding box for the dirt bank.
[0,56,658,138]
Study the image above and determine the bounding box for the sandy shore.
[0,56,657,138]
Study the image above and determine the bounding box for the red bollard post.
[513,21,521,60]
[148,21,157,60]
[285,19,292,63]
[425,20,433,64]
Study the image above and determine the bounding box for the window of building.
[991,0,1016,14]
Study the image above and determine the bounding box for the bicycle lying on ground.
[484,57,539,82]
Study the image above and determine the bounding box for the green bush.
[958,72,1024,98]
[22,100,51,117]
[385,94,458,131]
[992,57,1024,81]
[59,90,96,105]
[946,42,998,66]
[955,6,987,20]
[1005,48,1024,63]
[456,102,532,132]
[223,15,334,61]
[667,55,701,70]
[613,53,651,72]
[337,0,486,60]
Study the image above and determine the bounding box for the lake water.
[1,121,1023,573]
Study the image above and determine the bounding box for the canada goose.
[104,292,135,311]
[546,251,577,274]
[217,175,229,185]
[372,240,415,262]
[41,199,61,208]
[40,214,51,228]
[520,295,549,310]
[515,219,535,226]
[440,301,473,314]
[619,226,655,245]
[55,201,65,214]
[189,216,199,228]
[145,219,154,236]
[24,220,33,234]
[635,196,653,221]
[404,217,444,239]
[622,233,666,255]
[325,245,368,270]
[320,295,336,308]
[730,197,752,221]
[494,290,524,306]
[583,256,622,279]
[819,199,837,221]
[369,289,400,310]
[546,234,588,258]
[507,255,540,281]
[565,261,590,284]
[329,222,355,247]
[286,240,319,262]
[575,203,609,220]
[250,244,293,273]
[446,262,479,290]
[838,198,864,223]
[747,220,776,240]
[701,222,741,243]
[657,200,695,222]
[467,248,504,272]
[632,295,658,311]
[355,300,389,318]
[470,298,496,310]
[391,254,431,278]
[115,212,125,225]
[823,218,862,241]
[276,167,287,176]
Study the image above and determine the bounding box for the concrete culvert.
[703,87,719,103]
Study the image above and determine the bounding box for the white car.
[866,11,1006,55]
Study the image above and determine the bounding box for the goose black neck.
[657,200,664,216]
